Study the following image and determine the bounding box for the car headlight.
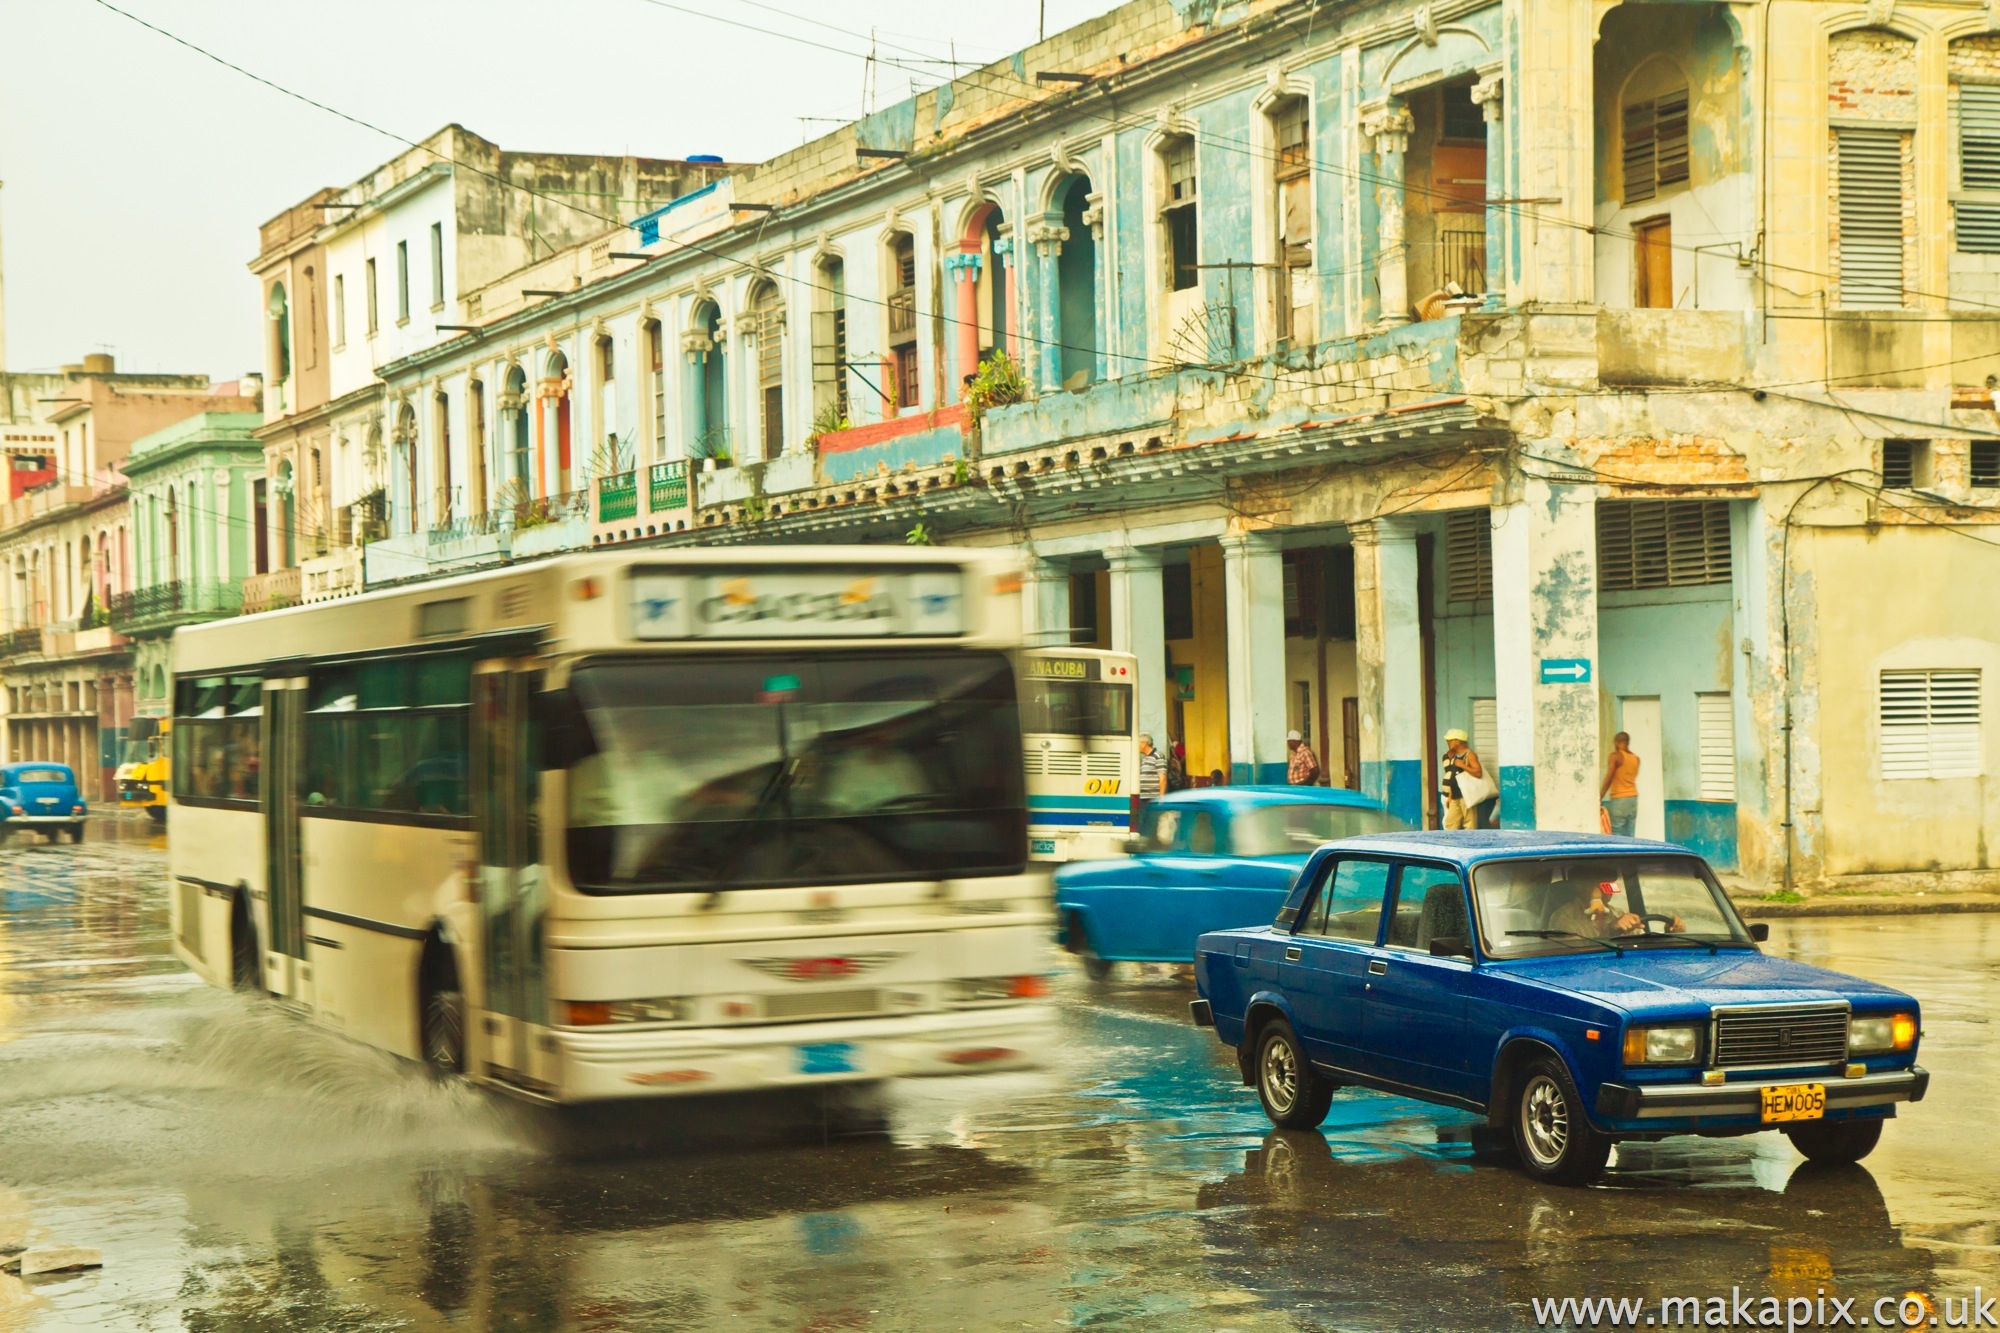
[1849,1012,1918,1054]
[1623,1024,1702,1065]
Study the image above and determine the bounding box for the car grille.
[1713,1006,1849,1067]
[763,989,882,1022]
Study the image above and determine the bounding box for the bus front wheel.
[421,944,466,1078]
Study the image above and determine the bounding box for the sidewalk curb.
[1732,897,2000,919]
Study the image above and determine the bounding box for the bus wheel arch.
[418,928,466,1077]
[229,888,261,993]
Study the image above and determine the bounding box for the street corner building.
[88,0,2000,892]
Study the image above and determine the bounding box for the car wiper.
[1506,929,1622,954]
[1628,932,1722,954]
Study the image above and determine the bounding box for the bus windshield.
[1019,681,1132,737]
[563,652,1027,892]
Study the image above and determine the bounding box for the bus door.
[472,664,544,1084]
[262,677,309,1001]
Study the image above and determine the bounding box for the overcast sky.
[0,0,1124,380]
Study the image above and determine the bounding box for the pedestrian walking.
[1138,733,1167,801]
[1439,729,1495,829]
[1285,729,1321,786]
[1601,731,1640,836]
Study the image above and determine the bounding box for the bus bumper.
[546,1002,1056,1102]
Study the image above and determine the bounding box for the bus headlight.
[561,997,689,1026]
[1850,1012,1917,1054]
[948,975,1049,1005]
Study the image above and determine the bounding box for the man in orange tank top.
[1600,731,1641,837]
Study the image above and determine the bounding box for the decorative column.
[1026,218,1069,392]
[1362,103,1415,327]
[1082,191,1108,383]
[1471,74,1506,302]
[1021,553,1071,645]
[947,249,983,401]
[1220,532,1288,785]
[1106,546,1168,751]
[1351,518,1425,825]
[994,228,1019,363]
[1490,478,1601,831]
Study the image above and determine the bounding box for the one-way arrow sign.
[1539,658,1592,684]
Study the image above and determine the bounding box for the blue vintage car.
[0,761,88,843]
[1191,831,1928,1185]
[1055,787,1406,979]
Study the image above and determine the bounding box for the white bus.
[1019,648,1139,863]
[166,549,1053,1102]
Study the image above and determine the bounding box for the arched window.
[268,283,292,384]
[690,301,727,458]
[748,281,784,458]
[396,402,419,534]
[543,351,572,494]
[1054,175,1099,388]
[505,365,531,491]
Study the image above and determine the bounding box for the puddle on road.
[0,823,1986,1330]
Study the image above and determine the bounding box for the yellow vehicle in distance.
[117,715,171,824]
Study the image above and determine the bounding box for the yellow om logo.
[1084,778,1122,795]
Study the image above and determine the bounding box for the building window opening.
[430,222,445,308]
[1622,82,1689,205]
[1596,499,1731,589]
[544,352,572,493]
[749,281,785,458]
[365,258,379,335]
[303,266,319,370]
[1056,175,1099,387]
[812,259,850,427]
[1161,137,1199,292]
[333,273,346,349]
[466,381,486,519]
[1955,79,2000,251]
[397,241,411,322]
[268,283,291,384]
[434,391,453,526]
[691,301,727,459]
[1271,98,1314,343]
[1880,669,1982,779]
[887,234,919,411]
[980,209,1010,359]
[1836,126,1908,308]
[646,319,668,458]
[1411,82,1488,306]
[1972,439,2000,487]
[1881,438,1927,488]
[595,333,617,459]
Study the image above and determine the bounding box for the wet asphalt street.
[1,817,1996,1332]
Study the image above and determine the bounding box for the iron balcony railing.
[0,626,42,661]
[597,471,639,523]
[513,490,589,530]
[648,460,689,512]
[108,580,245,630]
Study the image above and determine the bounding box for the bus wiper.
[1506,929,1622,954]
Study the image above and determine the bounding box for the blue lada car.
[0,761,88,843]
[1191,831,1928,1185]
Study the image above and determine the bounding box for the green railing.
[597,471,639,522]
[648,461,689,513]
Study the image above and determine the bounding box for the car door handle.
[1368,959,1388,975]
[1285,947,1302,962]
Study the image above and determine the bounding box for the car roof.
[1311,829,1703,867]
[1146,785,1393,813]
[3,762,74,777]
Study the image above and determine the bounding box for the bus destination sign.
[630,569,965,639]
[1024,656,1099,681]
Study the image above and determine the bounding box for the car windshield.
[1228,803,1406,857]
[563,652,1026,892]
[1471,855,1751,958]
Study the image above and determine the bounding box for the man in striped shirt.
[1138,733,1167,800]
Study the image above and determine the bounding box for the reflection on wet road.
[0,819,1994,1330]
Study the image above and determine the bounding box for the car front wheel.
[1254,1018,1333,1130]
[1511,1054,1612,1185]
[1785,1117,1882,1166]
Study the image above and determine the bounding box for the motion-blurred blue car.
[0,761,88,843]
[1191,832,1928,1185]
[1055,787,1406,978]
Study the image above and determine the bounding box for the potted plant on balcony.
[962,350,1028,426]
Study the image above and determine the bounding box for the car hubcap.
[1522,1075,1569,1165]
[1262,1036,1299,1115]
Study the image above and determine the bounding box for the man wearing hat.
[1285,729,1322,786]
[1440,729,1490,829]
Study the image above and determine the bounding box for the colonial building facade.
[222,0,2000,892]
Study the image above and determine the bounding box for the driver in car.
[1548,878,1682,938]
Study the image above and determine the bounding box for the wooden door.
[1635,217,1674,308]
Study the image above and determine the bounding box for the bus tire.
[230,894,261,993]
[420,941,466,1078]
[147,806,167,827]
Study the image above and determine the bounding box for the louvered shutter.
[1597,500,1732,590]
[1655,90,1690,191]
[1472,697,1499,773]
[1445,509,1493,602]
[1956,85,2000,252]
[1623,100,1658,204]
[1881,670,1984,779]
[1697,693,1736,801]
[1837,128,1907,308]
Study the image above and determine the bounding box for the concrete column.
[1221,532,1288,785]
[1021,554,1071,646]
[1363,104,1414,327]
[949,249,981,401]
[1490,481,1601,831]
[1106,545,1167,751]
[1027,217,1069,393]
[1472,75,1506,299]
[1352,518,1425,825]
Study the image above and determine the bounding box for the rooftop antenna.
[1039,1,1046,42]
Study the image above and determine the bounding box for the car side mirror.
[1428,937,1473,959]
[1748,922,1770,943]
[1122,837,1147,856]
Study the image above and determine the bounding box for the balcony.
[597,471,638,523]
[509,490,590,560]
[591,461,696,546]
[649,460,690,513]
[0,626,42,663]
[108,580,244,635]
[809,404,967,484]
[242,567,302,616]
[301,546,364,603]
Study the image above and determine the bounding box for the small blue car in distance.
[1055,787,1406,979]
[1191,831,1928,1185]
[0,761,88,844]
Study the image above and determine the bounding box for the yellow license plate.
[1760,1083,1826,1123]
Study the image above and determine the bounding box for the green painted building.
[112,412,267,716]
